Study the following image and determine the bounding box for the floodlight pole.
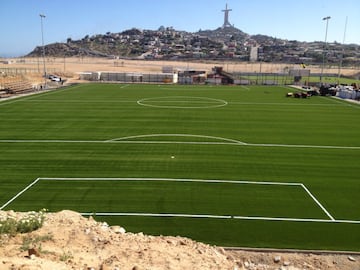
[338,16,348,82]
[40,14,47,89]
[320,16,331,85]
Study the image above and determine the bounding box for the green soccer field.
[0,83,359,251]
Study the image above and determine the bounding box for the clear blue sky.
[1,0,359,57]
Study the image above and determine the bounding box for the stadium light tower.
[40,14,47,89]
[320,16,331,84]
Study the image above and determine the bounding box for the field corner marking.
[300,183,335,221]
[0,177,41,210]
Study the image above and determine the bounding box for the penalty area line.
[0,178,41,210]
[79,212,360,224]
[3,177,360,224]
[38,177,302,186]
[300,184,335,221]
[81,212,232,219]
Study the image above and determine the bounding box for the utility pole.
[338,16,348,82]
[40,14,47,89]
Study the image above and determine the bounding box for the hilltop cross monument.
[222,3,232,28]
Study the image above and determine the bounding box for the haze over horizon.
[1,0,359,57]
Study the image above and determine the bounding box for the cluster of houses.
[68,27,236,60]
[29,26,360,66]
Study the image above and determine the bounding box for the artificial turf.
[0,83,359,251]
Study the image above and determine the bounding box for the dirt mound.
[0,210,358,270]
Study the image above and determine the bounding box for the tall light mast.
[320,16,331,84]
[40,14,47,89]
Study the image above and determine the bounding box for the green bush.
[0,209,47,235]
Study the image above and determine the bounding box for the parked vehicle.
[48,75,61,82]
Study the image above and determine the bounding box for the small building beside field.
[78,71,178,84]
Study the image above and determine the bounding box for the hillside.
[27,26,360,65]
[0,210,359,270]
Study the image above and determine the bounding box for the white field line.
[24,99,346,107]
[16,96,357,109]
[0,137,359,150]
[107,141,360,150]
[245,142,360,150]
[139,100,223,104]
[0,85,81,106]
[331,96,360,109]
[0,178,40,210]
[136,104,227,109]
[120,84,130,88]
[108,140,241,146]
[228,102,343,107]
[0,139,104,144]
[22,100,137,103]
[78,212,360,224]
[0,94,46,107]
[80,212,232,219]
[137,96,228,109]
[301,184,335,221]
[0,139,239,146]
[107,134,246,145]
[321,95,360,109]
[233,216,335,223]
[38,177,302,186]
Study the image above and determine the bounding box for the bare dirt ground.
[1,57,359,86]
[0,210,359,270]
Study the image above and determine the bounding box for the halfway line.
[0,138,359,150]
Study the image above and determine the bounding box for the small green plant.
[20,233,54,251]
[0,209,47,236]
[60,251,73,262]
[17,209,47,233]
[0,218,18,236]
[20,235,33,251]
